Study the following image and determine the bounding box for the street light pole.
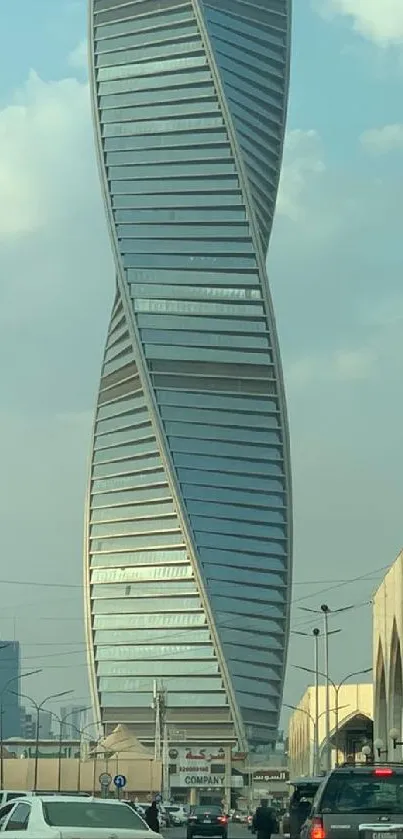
[313,629,320,774]
[0,669,41,790]
[321,605,331,772]
[284,703,348,775]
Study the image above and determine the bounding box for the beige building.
[373,550,403,757]
[288,683,373,776]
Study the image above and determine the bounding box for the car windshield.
[193,806,222,815]
[321,773,403,814]
[42,801,148,828]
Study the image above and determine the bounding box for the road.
[166,826,256,839]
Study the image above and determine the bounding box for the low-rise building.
[288,683,373,776]
[373,551,403,757]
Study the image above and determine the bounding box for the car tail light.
[310,817,326,839]
[373,768,394,777]
[218,816,228,824]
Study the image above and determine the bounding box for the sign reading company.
[180,774,225,788]
[170,747,226,788]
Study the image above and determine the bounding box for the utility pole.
[152,681,168,797]
[313,628,320,774]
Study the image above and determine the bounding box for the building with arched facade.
[373,551,403,757]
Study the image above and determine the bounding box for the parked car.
[187,805,228,839]
[164,805,188,826]
[0,795,163,839]
[300,763,403,839]
[288,776,324,839]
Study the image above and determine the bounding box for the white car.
[0,795,163,839]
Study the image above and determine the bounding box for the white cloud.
[0,71,91,236]
[286,347,377,387]
[68,40,88,71]
[277,129,325,220]
[317,0,403,44]
[360,124,403,155]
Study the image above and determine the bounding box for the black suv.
[300,763,403,839]
[187,806,228,839]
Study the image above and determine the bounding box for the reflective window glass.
[90,515,180,537]
[196,530,285,556]
[99,676,222,693]
[110,176,238,194]
[199,547,287,573]
[100,84,216,110]
[217,611,283,633]
[237,692,277,713]
[142,331,267,351]
[96,38,203,69]
[110,162,235,181]
[101,99,218,123]
[95,644,214,663]
[134,298,262,315]
[173,452,282,476]
[92,595,200,614]
[92,468,166,493]
[90,486,171,509]
[91,564,192,584]
[95,631,210,653]
[107,145,232,166]
[92,453,161,479]
[96,393,146,421]
[96,27,202,55]
[91,579,196,598]
[95,408,149,435]
[128,268,255,286]
[182,484,284,510]
[93,439,157,465]
[122,241,253,257]
[97,658,218,677]
[94,9,194,39]
[89,548,187,567]
[91,500,175,523]
[94,423,153,449]
[164,422,278,447]
[204,563,285,589]
[131,284,258,300]
[102,115,223,137]
[97,56,208,82]
[177,467,282,495]
[160,406,276,429]
[93,610,204,631]
[112,192,241,209]
[157,390,277,413]
[220,628,282,651]
[90,531,185,551]
[225,644,282,667]
[100,692,226,708]
[211,584,285,608]
[170,437,280,463]
[103,129,227,150]
[230,659,281,682]
[186,500,285,527]
[192,515,285,541]
[119,224,250,242]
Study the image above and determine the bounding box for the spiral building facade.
[85,0,292,750]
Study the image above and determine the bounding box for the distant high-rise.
[60,705,88,739]
[85,0,292,750]
[0,642,20,738]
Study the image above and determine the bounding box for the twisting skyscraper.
[85,0,292,751]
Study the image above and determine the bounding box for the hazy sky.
[0,0,402,722]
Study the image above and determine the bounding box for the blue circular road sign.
[114,774,127,789]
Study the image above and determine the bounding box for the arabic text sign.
[253,770,289,783]
[172,747,225,774]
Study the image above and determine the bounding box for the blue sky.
[0,0,402,715]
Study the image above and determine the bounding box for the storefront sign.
[253,770,289,783]
[181,774,225,787]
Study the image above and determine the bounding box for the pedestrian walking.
[252,799,277,839]
[145,801,160,833]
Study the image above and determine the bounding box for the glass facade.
[85,0,292,749]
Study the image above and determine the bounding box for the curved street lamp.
[292,664,372,763]
[0,669,42,790]
[12,689,73,791]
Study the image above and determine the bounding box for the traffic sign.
[114,774,127,789]
[99,772,112,786]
